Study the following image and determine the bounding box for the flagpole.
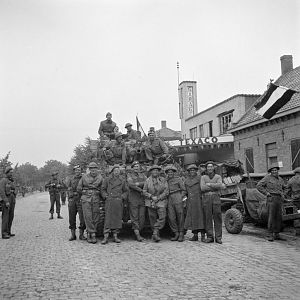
[177,61,180,87]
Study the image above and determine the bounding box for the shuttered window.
[245,148,254,173]
[291,139,300,169]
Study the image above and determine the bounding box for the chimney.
[280,55,293,75]
[161,120,167,129]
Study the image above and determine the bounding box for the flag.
[136,116,146,137]
[255,83,297,119]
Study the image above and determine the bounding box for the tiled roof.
[231,66,300,130]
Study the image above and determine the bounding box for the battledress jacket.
[0,176,16,205]
[143,176,169,208]
[77,173,103,202]
[184,175,205,231]
[101,174,128,229]
[127,171,147,206]
[98,120,117,136]
[167,177,186,204]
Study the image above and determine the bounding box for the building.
[178,80,260,164]
[155,121,182,141]
[230,55,300,173]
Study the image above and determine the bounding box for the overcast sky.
[0,0,299,167]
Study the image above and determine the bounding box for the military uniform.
[67,171,86,240]
[98,119,117,139]
[0,167,16,239]
[77,171,103,243]
[286,168,300,209]
[144,137,169,164]
[111,140,126,165]
[184,170,205,241]
[45,174,65,219]
[167,172,186,241]
[127,168,147,239]
[101,172,128,239]
[143,166,168,242]
[257,171,286,239]
[201,173,225,243]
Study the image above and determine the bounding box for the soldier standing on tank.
[0,166,17,239]
[98,112,117,140]
[286,167,300,209]
[165,165,186,242]
[144,131,169,165]
[143,165,168,242]
[101,165,128,244]
[77,162,103,244]
[45,170,65,220]
[257,164,287,242]
[67,165,86,241]
[111,132,127,165]
[201,161,225,244]
[184,164,206,242]
[127,161,147,242]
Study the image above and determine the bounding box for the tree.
[68,137,95,171]
[14,163,39,187]
[0,152,13,179]
[39,160,69,183]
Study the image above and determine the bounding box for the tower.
[178,81,198,139]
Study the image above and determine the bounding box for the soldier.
[98,112,117,139]
[143,165,168,242]
[165,165,186,242]
[77,162,103,244]
[127,161,147,242]
[0,166,16,239]
[201,161,225,244]
[101,165,128,244]
[184,164,206,242]
[257,164,286,241]
[67,165,86,241]
[286,167,300,209]
[45,170,65,220]
[144,131,169,165]
[125,123,140,140]
[111,132,126,165]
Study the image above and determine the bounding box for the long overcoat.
[101,174,128,229]
[184,175,205,231]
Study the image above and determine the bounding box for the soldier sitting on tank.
[124,123,141,141]
[144,130,169,165]
[98,112,118,140]
[110,132,127,165]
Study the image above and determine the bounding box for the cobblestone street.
[0,192,299,300]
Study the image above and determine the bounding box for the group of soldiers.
[44,160,226,245]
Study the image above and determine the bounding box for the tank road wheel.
[224,208,243,234]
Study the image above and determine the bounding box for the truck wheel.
[224,208,243,234]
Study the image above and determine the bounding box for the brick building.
[230,55,300,173]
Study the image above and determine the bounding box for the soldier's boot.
[189,234,198,241]
[57,213,63,219]
[177,232,184,242]
[49,214,54,220]
[171,232,179,241]
[79,229,87,240]
[91,233,97,244]
[101,233,109,245]
[69,229,76,241]
[113,233,121,243]
[134,229,144,242]
[152,229,160,242]
[273,233,286,241]
[200,232,206,242]
[87,233,92,243]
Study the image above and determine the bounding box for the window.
[199,124,204,137]
[291,139,300,169]
[220,111,233,134]
[203,121,213,137]
[245,148,254,173]
[189,127,197,139]
[266,142,277,169]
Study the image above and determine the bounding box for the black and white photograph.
[0,0,300,299]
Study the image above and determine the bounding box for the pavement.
[0,192,300,300]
